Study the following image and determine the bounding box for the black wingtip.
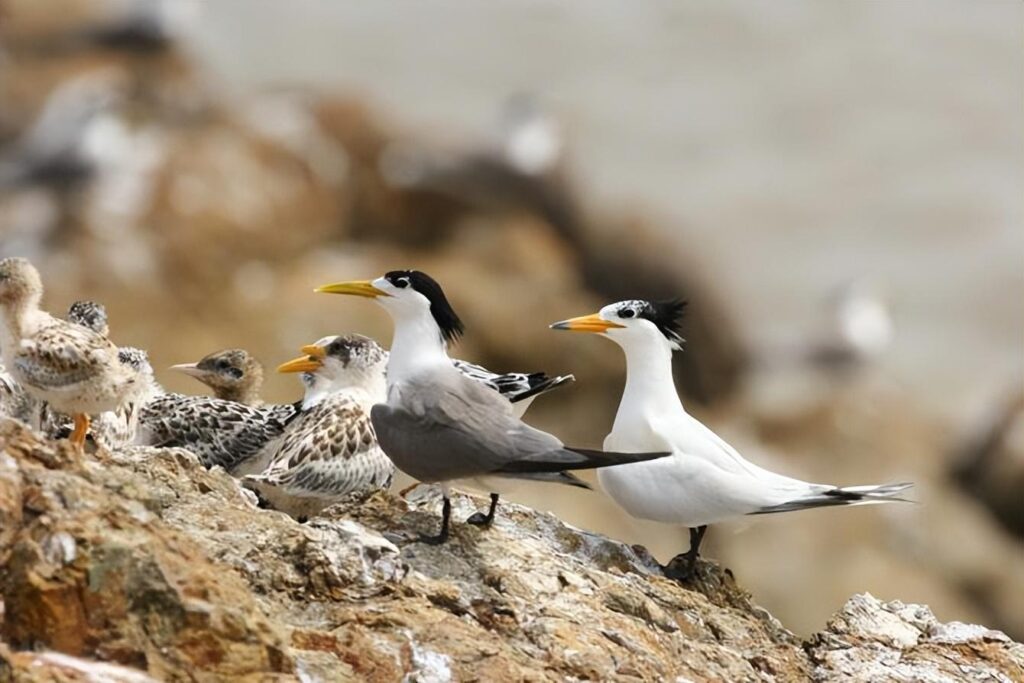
[508,373,576,404]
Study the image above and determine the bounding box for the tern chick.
[242,334,393,519]
[552,299,912,579]
[171,348,265,405]
[136,352,297,471]
[0,258,146,452]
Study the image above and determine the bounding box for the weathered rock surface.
[1,420,1021,682]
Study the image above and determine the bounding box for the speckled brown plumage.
[137,393,298,471]
[243,333,390,518]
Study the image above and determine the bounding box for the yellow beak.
[314,280,390,298]
[277,349,323,374]
[301,344,326,359]
[550,312,625,333]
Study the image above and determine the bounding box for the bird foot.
[465,511,494,527]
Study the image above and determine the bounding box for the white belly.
[600,430,780,527]
[24,381,121,415]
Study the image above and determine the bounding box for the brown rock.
[1,418,1021,681]
[0,423,293,680]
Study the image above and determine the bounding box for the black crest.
[617,298,687,345]
[644,299,687,345]
[385,270,465,344]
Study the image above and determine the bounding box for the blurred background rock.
[0,0,1020,638]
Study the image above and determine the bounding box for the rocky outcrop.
[1,420,1021,682]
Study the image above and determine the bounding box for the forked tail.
[750,482,914,515]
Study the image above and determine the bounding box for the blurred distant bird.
[813,279,894,371]
[170,348,266,406]
[0,70,124,191]
[552,299,912,579]
[760,279,894,378]
[378,93,581,243]
[0,258,146,452]
[81,0,198,52]
[6,0,199,55]
[316,270,669,543]
[242,334,393,519]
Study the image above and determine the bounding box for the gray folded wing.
[371,370,573,483]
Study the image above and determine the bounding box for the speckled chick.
[0,258,146,451]
[170,348,265,405]
[242,334,392,519]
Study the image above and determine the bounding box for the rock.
[1,644,160,682]
[807,593,1024,682]
[1,419,1022,681]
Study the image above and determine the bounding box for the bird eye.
[395,278,409,289]
[217,359,230,370]
[620,309,635,319]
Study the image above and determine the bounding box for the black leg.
[466,493,500,527]
[419,496,451,545]
[664,525,708,581]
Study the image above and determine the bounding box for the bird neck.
[301,376,334,410]
[0,295,40,354]
[387,312,452,385]
[218,382,258,406]
[616,337,686,425]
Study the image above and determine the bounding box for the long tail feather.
[496,447,670,475]
[750,481,914,515]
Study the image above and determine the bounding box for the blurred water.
[184,0,1023,420]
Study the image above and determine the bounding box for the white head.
[551,299,687,354]
[314,270,464,347]
[278,333,388,408]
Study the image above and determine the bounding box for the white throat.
[302,365,388,410]
[614,334,686,430]
[301,374,334,410]
[385,307,452,386]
